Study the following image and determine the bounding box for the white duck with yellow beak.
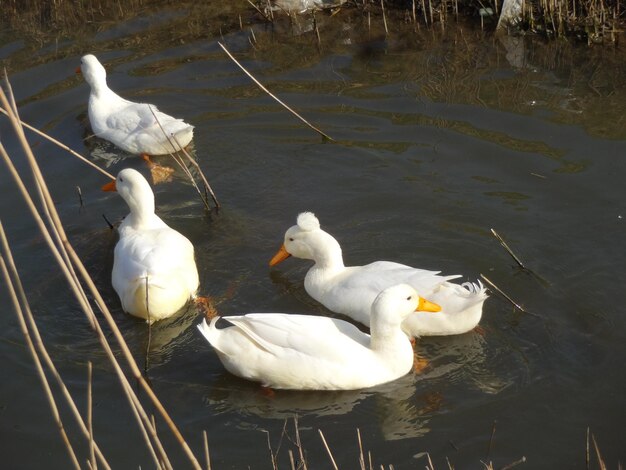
[197,284,441,390]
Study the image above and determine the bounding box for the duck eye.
[119,177,124,183]
[289,237,294,242]
[406,296,412,301]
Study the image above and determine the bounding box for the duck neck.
[125,192,157,228]
[88,75,112,99]
[369,316,407,352]
[311,232,345,273]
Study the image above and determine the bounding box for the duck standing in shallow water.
[270,212,488,337]
[197,284,441,390]
[78,54,194,157]
[103,168,199,322]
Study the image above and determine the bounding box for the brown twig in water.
[318,429,339,470]
[500,456,527,470]
[148,105,220,211]
[218,41,334,142]
[480,274,539,317]
[490,228,526,270]
[170,132,220,210]
[591,433,607,470]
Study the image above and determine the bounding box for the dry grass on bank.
[0,0,623,45]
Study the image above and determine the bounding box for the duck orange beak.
[269,244,291,266]
[75,66,82,74]
[417,297,441,312]
[101,180,117,192]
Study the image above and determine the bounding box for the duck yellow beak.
[101,180,117,192]
[417,297,441,312]
[269,244,291,266]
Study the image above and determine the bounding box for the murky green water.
[1,3,625,469]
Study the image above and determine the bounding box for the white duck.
[270,212,488,337]
[197,284,441,390]
[103,168,199,322]
[79,54,194,156]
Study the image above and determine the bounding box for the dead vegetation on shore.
[0,0,623,46]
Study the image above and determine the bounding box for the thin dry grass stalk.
[218,41,334,142]
[0,214,111,470]
[0,91,171,470]
[293,415,308,470]
[0,89,114,181]
[203,430,212,470]
[0,76,203,470]
[87,361,97,470]
[479,274,539,317]
[318,429,339,470]
[0,243,81,470]
[148,105,220,211]
[490,228,527,270]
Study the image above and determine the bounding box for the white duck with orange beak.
[270,212,488,337]
[103,168,199,322]
[79,54,193,156]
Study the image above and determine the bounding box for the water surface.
[1,4,625,469]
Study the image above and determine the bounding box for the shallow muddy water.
[1,3,625,469]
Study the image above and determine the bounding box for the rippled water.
[1,4,625,469]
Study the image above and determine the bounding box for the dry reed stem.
[263,428,278,470]
[381,0,389,35]
[0,154,111,470]
[288,450,296,470]
[203,430,212,470]
[591,433,607,470]
[247,0,272,22]
[490,229,526,270]
[357,428,366,470]
[87,361,97,470]
[293,415,308,470]
[318,429,339,470]
[0,107,115,181]
[170,133,220,210]
[479,274,538,317]
[148,105,220,211]
[500,456,527,469]
[0,250,81,470]
[0,98,171,470]
[218,41,334,142]
[0,79,202,470]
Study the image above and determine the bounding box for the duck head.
[78,54,108,94]
[270,212,343,268]
[372,284,441,326]
[102,168,155,221]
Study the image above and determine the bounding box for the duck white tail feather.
[461,280,488,298]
